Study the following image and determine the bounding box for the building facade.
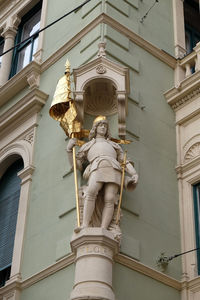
[0,0,199,299]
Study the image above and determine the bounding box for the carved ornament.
[96,64,106,74]
[171,87,200,110]
[184,142,200,162]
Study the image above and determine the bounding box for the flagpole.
[116,151,127,225]
[72,133,80,227]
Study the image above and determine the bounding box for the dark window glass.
[0,159,23,286]
[0,37,4,67]
[10,1,42,77]
[193,183,200,275]
[184,0,200,53]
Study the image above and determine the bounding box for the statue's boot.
[101,202,114,229]
[82,193,96,228]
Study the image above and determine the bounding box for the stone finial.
[97,42,106,57]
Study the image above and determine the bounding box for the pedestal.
[70,228,120,300]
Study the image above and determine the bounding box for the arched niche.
[73,47,130,138]
[83,78,118,116]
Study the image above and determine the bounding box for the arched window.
[0,159,24,287]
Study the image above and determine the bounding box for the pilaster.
[0,15,20,85]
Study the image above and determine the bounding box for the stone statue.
[67,116,138,231]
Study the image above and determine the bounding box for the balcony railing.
[180,42,200,79]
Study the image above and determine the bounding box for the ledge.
[115,253,181,291]
[0,88,48,139]
[0,61,41,108]
[0,251,183,297]
[164,70,200,110]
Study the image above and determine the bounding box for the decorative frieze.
[171,87,200,110]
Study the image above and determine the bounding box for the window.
[193,183,200,275]
[0,37,4,67]
[0,159,24,287]
[184,0,200,53]
[10,1,42,77]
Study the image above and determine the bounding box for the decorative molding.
[26,70,40,89]
[164,70,200,111]
[115,253,181,291]
[0,13,176,100]
[175,157,200,179]
[21,253,75,289]
[184,143,200,163]
[0,280,21,300]
[0,88,48,139]
[96,64,107,74]
[41,13,176,74]
[101,14,176,69]
[73,55,129,137]
[0,140,32,175]
[0,0,39,30]
[0,252,183,297]
[171,87,200,110]
[23,131,34,145]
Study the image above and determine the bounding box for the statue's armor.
[87,140,117,162]
[79,139,122,185]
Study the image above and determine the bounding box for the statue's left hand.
[131,174,138,184]
[124,174,138,190]
[67,138,77,152]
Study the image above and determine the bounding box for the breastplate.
[87,140,117,162]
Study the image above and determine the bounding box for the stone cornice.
[164,70,200,110]
[21,253,75,289]
[0,13,176,104]
[115,253,181,291]
[175,157,200,180]
[0,251,183,297]
[41,13,176,73]
[0,88,48,139]
[0,61,42,108]
[101,14,176,69]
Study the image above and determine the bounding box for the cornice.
[0,88,48,139]
[0,252,182,296]
[21,253,75,289]
[101,14,176,69]
[175,157,200,180]
[40,14,105,73]
[164,70,200,111]
[41,13,176,74]
[0,13,176,103]
[0,61,41,108]
[115,253,181,291]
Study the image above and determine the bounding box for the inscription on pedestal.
[77,244,113,260]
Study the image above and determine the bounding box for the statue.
[67,116,138,231]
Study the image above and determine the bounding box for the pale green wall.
[42,0,174,62]
[21,265,74,300]
[113,263,180,300]
[16,0,181,299]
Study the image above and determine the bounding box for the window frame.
[193,183,200,275]
[10,1,42,78]
[185,24,200,53]
[0,159,24,287]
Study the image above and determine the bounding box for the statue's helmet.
[93,115,107,125]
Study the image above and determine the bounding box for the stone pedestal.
[70,228,119,300]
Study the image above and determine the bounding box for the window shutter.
[0,159,23,271]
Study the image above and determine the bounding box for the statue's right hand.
[67,138,77,151]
